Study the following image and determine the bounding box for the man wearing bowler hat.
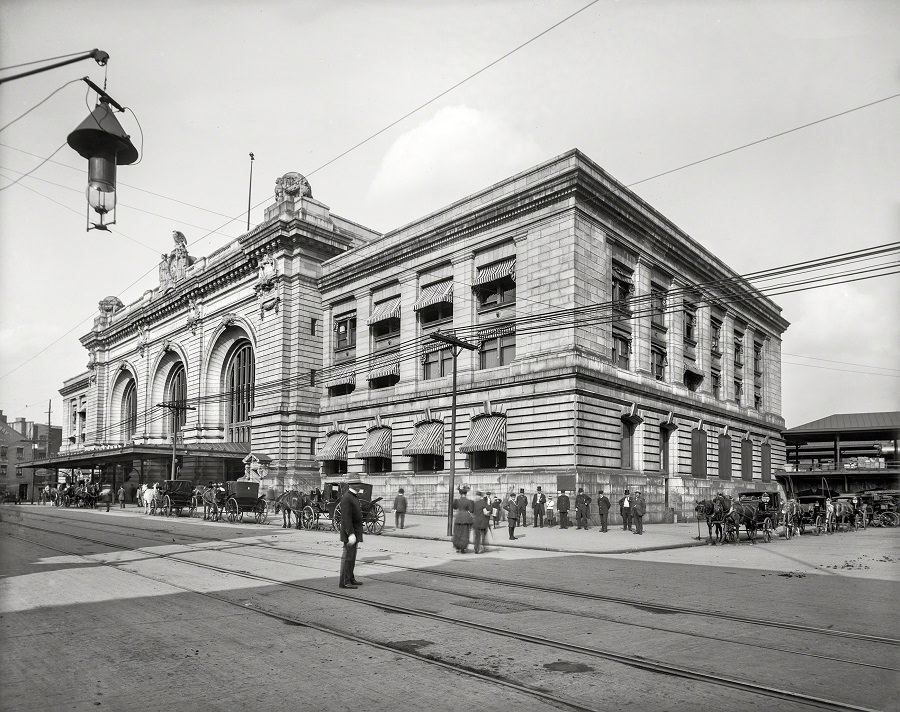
[338,483,364,588]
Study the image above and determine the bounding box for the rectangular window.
[423,347,454,380]
[0,465,6,477]
[612,333,631,369]
[419,301,453,327]
[741,439,753,481]
[711,370,721,399]
[734,331,744,368]
[621,421,635,469]
[310,370,316,386]
[471,451,506,469]
[718,434,732,480]
[334,314,356,353]
[650,283,667,328]
[309,437,316,456]
[476,278,516,309]
[0,446,6,458]
[310,318,318,336]
[414,454,444,472]
[691,429,707,478]
[734,379,743,405]
[683,308,696,343]
[754,342,763,376]
[371,318,400,343]
[480,332,516,369]
[761,442,772,482]
[612,269,633,318]
[711,319,722,354]
[652,348,667,381]
[16,447,24,459]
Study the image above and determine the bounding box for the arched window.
[167,364,187,435]
[122,381,137,442]
[226,342,254,442]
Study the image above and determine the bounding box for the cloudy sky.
[1,0,898,430]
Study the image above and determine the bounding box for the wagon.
[223,480,269,524]
[796,495,827,535]
[300,480,385,535]
[736,491,781,543]
[159,479,197,517]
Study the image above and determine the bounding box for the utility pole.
[430,331,478,536]
[156,401,195,479]
[247,152,255,231]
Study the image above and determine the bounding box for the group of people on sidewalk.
[448,485,649,553]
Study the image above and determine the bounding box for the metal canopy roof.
[21,442,251,469]
[782,412,900,445]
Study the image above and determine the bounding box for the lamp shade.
[66,102,138,165]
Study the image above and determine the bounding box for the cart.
[796,495,827,535]
[736,491,780,543]
[160,479,197,517]
[300,480,385,535]
[223,480,269,524]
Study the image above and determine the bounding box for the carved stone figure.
[255,253,277,292]
[159,230,196,289]
[274,172,312,201]
[98,296,124,315]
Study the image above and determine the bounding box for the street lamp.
[430,330,477,536]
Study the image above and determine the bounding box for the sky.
[1,0,898,431]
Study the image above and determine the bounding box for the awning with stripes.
[324,368,355,389]
[478,323,515,343]
[367,356,400,381]
[366,297,401,325]
[402,420,444,457]
[459,414,507,453]
[414,281,453,311]
[315,431,348,461]
[474,257,515,286]
[355,426,392,459]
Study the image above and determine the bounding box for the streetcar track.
[2,520,885,712]
[12,511,899,649]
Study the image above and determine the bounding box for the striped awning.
[402,420,445,456]
[355,426,392,459]
[366,297,401,325]
[473,257,516,286]
[315,431,348,461]
[459,415,507,453]
[324,368,355,388]
[478,323,515,343]
[414,281,453,311]
[367,357,400,381]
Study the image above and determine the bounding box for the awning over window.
[478,323,515,343]
[366,297,401,325]
[473,257,515,286]
[315,431,348,461]
[414,281,453,311]
[367,357,400,381]
[684,362,704,379]
[459,415,507,453]
[402,420,444,456]
[355,426,392,459]
[324,368,355,389]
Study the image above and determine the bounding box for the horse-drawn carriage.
[863,490,900,528]
[795,494,826,535]
[159,479,196,517]
[222,480,268,524]
[735,491,781,542]
[297,480,385,535]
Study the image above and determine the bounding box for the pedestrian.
[503,494,519,540]
[393,487,407,529]
[575,488,592,529]
[118,485,126,509]
[473,491,491,554]
[557,490,571,529]
[546,493,555,526]
[338,484,364,589]
[632,490,646,534]
[490,493,502,527]
[597,488,611,532]
[516,488,528,527]
[531,486,546,527]
[825,497,836,533]
[452,485,475,553]
[619,489,632,531]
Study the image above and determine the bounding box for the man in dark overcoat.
[473,491,491,553]
[596,489,611,533]
[556,490,571,529]
[531,486,547,527]
[515,488,528,527]
[575,488,592,530]
[338,484,364,588]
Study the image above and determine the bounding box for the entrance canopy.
[22,442,251,471]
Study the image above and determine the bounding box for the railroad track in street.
[4,513,895,711]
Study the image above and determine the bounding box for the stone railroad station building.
[34,150,789,521]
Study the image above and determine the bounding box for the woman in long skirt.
[452,485,475,553]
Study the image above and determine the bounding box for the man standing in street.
[632,490,646,534]
[575,488,592,530]
[473,491,491,553]
[117,485,126,509]
[597,489,611,533]
[504,494,519,540]
[557,490,571,529]
[516,488,528,527]
[393,487,407,530]
[338,484,364,589]
[531,486,547,527]
[619,489,632,531]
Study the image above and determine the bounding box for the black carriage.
[300,480,385,535]
[796,494,827,535]
[736,491,781,543]
[865,490,900,528]
[223,480,269,524]
[159,479,197,517]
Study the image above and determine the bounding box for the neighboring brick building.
[36,151,788,521]
[0,410,61,500]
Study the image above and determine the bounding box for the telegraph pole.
[156,401,195,478]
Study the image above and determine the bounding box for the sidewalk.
[382,513,707,554]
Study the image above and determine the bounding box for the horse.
[782,498,802,536]
[714,493,759,544]
[200,484,226,521]
[140,483,162,514]
[694,498,723,544]
[274,490,310,529]
[832,500,857,532]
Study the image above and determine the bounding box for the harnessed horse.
[200,484,227,521]
[782,498,802,536]
[139,483,162,514]
[274,490,311,529]
[714,493,760,544]
[694,498,724,544]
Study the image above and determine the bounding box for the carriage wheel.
[332,504,342,532]
[364,503,386,535]
[225,498,239,523]
[163,495,173,517]
[880,511,899,528]
[300,505,316,530]
[784,515,793,540]
[814,514,824,535]
[189,497,198,518]
[763,517,773,543]
[255,499,269,524]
